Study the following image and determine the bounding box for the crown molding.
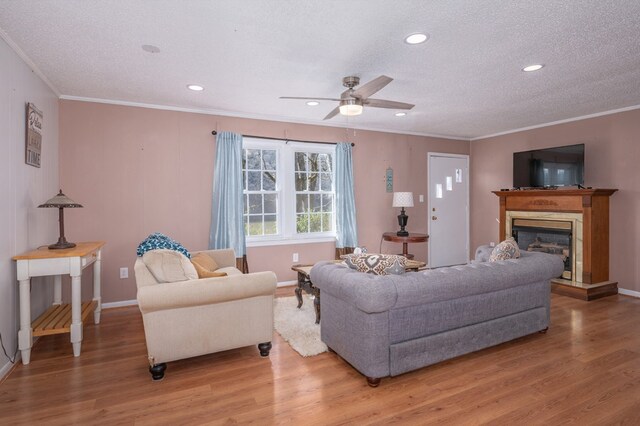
[0,27,60,97]
[472,104,640,141]
[58,95,469,141]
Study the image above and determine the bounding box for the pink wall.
[59,100,469,303]
[470,109,640,293]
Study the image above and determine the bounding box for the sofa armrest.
[192,248,236,268]
[310,262,398,313]
[137,271,276,314]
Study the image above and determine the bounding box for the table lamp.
[38,190,83,249]
[392,192,414,237]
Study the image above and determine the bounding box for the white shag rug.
[274,295,328,357]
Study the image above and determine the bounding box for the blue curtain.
[335,142,358,250]
[209,132,247,262]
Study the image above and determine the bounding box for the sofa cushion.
[191,253,228,278]
[489,237,520,262]
[142,249,198,283]
[343,253,406,275]
[136,232,191,258]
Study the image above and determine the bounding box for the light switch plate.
[119,267,128,279]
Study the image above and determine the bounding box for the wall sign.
[385,167,393,192]
[26,103,42,168]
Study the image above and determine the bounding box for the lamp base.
[396,230,409,237]
[48,240,76,250]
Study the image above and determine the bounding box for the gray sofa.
[310,248,564,386]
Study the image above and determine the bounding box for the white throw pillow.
[142,249,198,283]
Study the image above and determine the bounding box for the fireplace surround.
[493,188,617,300]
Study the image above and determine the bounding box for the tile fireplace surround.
[493,188,617,300]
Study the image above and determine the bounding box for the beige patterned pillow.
[489,237,521,262]
[343,253,406,275]
[142,249,199,283]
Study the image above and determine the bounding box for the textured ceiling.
[1,0,640,139]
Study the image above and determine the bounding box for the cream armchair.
[135,248,277,380]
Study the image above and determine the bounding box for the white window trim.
[242,137,336,246]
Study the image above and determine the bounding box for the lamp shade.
[339,98,363,116]
[38,190,83,208]
[392,192,414,208]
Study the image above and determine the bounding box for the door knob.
[432,216,438,220]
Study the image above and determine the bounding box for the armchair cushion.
[142,249,198,283]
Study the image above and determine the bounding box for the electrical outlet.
[119,267,129,279]
[292,253,299,262]
[490,242,496,247]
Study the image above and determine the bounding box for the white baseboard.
[102,299,138,309]
[0,352,21,382]
[278,280,297,287]
[618,288,640,298]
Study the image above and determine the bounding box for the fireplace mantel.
[493,188,618,300]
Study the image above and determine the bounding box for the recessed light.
[306,101,319,106]
[395,112,407,117]
[141,44,160,53]
[187,84,204,91]
[522,64,544,72]
[404,33,429,45]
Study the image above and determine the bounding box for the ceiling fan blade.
[280,96,341,101]
[323,106,341,120]
[351,75,393,99]
[365,99,415,110]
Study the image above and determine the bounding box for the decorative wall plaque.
[26,103,42,168]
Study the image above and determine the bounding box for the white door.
[428,153,469,268]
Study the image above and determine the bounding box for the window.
[242,148,278,236]
[242,138,335,245]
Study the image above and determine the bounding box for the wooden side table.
[382,232,428,259]
[12,241,105,364]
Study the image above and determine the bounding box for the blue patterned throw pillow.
[136,232,191,258]
[489,237,521,262]
[343,253,406,275]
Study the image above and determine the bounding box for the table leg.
[93,250,102,324]
[295,285,303,309]
[18,279,32,365]
[70,274,83,357]
[53,275,62,305]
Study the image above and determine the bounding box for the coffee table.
[291,259,427,324]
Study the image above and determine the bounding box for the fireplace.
[511,218,572,280]
[494,188,617,301]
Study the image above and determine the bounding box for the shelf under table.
[32,301,97,337]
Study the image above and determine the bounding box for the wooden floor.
[1,290,640,425]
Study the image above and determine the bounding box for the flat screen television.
[513,144,584,188]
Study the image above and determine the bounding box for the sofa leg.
[149,363,167,381]
[258,342,272,357]
[539,327,549,334]
[366,377,381,387]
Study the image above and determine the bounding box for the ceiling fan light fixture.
[339,98,363,116]
[404,33,429,45]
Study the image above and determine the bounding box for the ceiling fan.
[280,75,414,120]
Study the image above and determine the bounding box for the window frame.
[242,137,336,247]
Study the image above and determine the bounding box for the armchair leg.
[258,342,272,357]
[149,363,167,381]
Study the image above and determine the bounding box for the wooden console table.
[382,232,428,259]
[12,241,105,364]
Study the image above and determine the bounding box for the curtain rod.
[211,130,354,147]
